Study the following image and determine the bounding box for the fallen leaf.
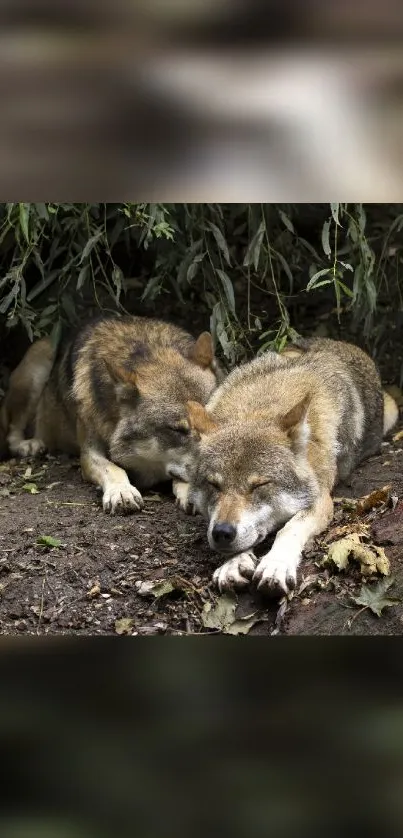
[144,493,164,503]
[355,485,391,515]
[22,482,39,494]
[326,533,390,576]
[87,583,101,598]
[135,579,176,599]
[201,595,266,635]
[36,535,63,548]
[323,522,369,544]
[115,617,134,635]
[393,429,403,442]
[23,466,32,479]
[351,578,400,617]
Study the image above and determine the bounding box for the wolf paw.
[12,438,46,458]
[103,483,144,514]
[252,550,299,597]
[172,479,195,514]
[213,552,257,593]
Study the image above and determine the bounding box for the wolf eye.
[206,479,222,491]
[250,480,271,491]
[168,425,190,436]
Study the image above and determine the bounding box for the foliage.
[0,202,402,366]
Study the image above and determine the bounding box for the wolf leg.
[4,338,53,457]
[253,492,334,596]
[80,442,144,514]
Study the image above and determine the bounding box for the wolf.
[0,316,222,513]
[173,336,399,597]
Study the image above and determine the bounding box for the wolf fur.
[0,316,222,514]
[174,336,399,597]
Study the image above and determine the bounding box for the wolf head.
[106,333,218,488]
[186,398,319,555]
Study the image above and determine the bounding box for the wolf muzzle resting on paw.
[174,336,399,597]
[0,316,222,514]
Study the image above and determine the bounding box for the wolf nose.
[212,523,236,546]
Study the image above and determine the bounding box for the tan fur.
[1,337,55,457]
[176,336,399,597]
[383,391,399,435]
[2,317,222,514]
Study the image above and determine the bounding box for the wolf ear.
[280,395,311,452]
[190,332,214,369]
[104,360,142,399]
[187,400,217,436]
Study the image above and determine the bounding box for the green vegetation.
[0,203,402,364]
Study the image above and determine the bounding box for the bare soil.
[0,420,403,636]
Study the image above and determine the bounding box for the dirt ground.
[0,417,403,635]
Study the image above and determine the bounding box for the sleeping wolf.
[174,337,399,597]
[1,316,221,513]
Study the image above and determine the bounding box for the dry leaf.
[327,533,390,576]
[201,595,266,635]
[323,522,369,544]
[115,617,134,635]
[393,429,403,442]
[355,485,391,515]
[87,583,101,598]
[135,579,176,599]
[351,578,400,617]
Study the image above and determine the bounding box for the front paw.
[252,550,299,597]
[172,479,193,513]
[213,552,257,593]
[12,438,46,458]
[103,482,144,514]
[172,479,198,515]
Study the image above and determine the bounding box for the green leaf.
[186,254,205,284]
[243,220,266,271]
[35,203,49,220]
[276,252,293,291]
[321,219,331,258]
[330,203,340,226]
[306,269,331,291]
[336,280,353,298]
[206,222,231,266]
[79,230,103,263]
[351,578,400,618]
[76,265,89,290]
[37,535,63,548]
[278,209,295,234]
[0,285,18,314]
[19,203,30,243]
[22,483,39,494]
[216,269,236,315]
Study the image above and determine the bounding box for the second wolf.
[1,316,222,513]
[174,337,399,597]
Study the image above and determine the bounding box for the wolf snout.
[211,522,237,548]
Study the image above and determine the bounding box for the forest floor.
[0,415,403,636]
